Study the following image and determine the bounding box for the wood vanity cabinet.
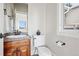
[4,39,31,56]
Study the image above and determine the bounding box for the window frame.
[57,3,79,38]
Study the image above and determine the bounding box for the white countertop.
[4,35,31,42]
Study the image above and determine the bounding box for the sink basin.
[6,35,27,39]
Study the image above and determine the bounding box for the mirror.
[14,3,28,33]
[4,3,28,33]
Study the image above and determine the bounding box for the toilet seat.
[38,47,52,56]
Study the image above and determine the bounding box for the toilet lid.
[38,47,52,56]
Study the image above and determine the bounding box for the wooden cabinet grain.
[4,39,31,56]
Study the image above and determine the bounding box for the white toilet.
[33,35,52,56]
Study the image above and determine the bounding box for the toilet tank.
[34,35,45,47]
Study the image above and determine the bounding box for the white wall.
[28,3,47,55]
[28,3,46,35]
[28,3,79,56]
[45,3,79,56]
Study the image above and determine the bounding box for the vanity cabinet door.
[19,39,31,56]
[4,48,16,56]
[19,45,29,56]
[4,42,13,49]
[4,39,31,56]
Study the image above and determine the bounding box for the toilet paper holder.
[56,40,66,46]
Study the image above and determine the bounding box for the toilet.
[33,35,52,56]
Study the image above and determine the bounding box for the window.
[19,20,26,29]
[64,3,79,30]
[57,3,79,38]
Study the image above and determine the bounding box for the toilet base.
[38,47,52,56]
